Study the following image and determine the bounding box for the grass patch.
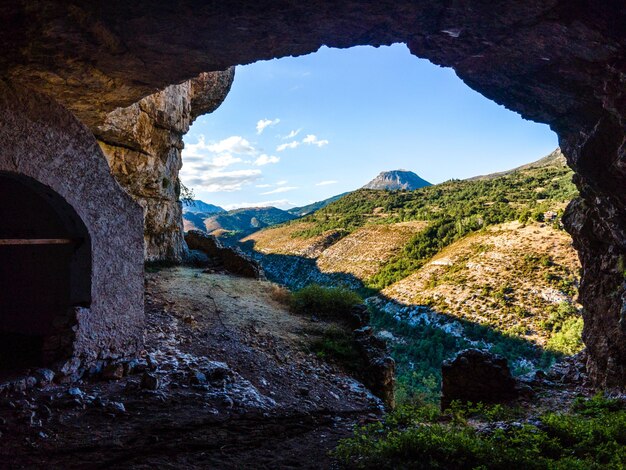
[290,284,362,320]
[310,325,362,371]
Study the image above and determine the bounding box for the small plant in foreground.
[334,395,626,469]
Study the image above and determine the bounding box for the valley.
[229,149,583,401]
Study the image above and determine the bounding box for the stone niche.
[0,81,144,380]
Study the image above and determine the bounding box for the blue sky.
[181,43,558,210]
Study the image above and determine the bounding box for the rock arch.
[0,1,624,388]
[0,81,144,379]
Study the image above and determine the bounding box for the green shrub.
[290,284,362,320]
[547,316,584,355]
[334,396,626,469]
[310,326,361,370]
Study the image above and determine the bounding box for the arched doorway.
[0,172,91,373]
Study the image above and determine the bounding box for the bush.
[310,325,361,370]
[334,396,626,469]
[290,284,362,320]
[547,316,584,355]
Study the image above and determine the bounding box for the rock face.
[353,326,396,409]
[441,349,519,410]
[185,230,263,279]
[0,1,624,389]
[95,71,235,261]
[362,170,431,191]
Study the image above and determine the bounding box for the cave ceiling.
[0,0,623,138]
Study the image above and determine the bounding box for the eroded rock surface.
[95,70,234,261]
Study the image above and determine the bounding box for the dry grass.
[269,284,292,306]
[316,221,428,280]
[241,222,341,258]
[382,221,581,344]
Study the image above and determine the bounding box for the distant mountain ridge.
[362,170,431,191]
[183,200,226,214]
[467,148,566,181]
[196,206,297,237]
[288,192,350,217]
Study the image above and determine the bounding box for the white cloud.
[181,135,266,193]
[283,129,301,139]
[212,154,242,167]
[276,141,300,152]
[183,169,262,193]
[254,154,280,166]
[276,180,288,186]
[302,134,329,147]
[183,136,257,162]
[223,199,294,210]
[315,180,338,186]
[261,186,298,195]
[256,118,280,135]
[255,184,272,188]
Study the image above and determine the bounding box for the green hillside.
[287,150,576,289]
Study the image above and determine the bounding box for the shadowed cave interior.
[0,172,91,374]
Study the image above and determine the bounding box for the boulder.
[353,326,396,408]
[441,349,519,410]
[185,230,263,279]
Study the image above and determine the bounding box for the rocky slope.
[363,170,431,191]
[382,221,580,346]
[95,70,235,261]
[242,152,583,375]
[244,221,428,284]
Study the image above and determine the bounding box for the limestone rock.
[353,326,396,408]
[185,230,263,279]
[441,349,519,410]
[95,70,235,261]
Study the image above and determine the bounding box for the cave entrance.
[0,172,91,375]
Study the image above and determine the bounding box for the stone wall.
[95,70,234,261]
[0,81,144,379]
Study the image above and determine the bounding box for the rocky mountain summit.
[362,170,431,191]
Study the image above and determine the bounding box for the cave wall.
[0,0,624,388]
[94,70,235,261]
[0,81,144,379]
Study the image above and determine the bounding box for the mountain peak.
[362,170,431,191]
[182,200,226,215]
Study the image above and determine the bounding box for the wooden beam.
[0,239,77,246]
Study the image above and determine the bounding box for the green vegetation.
[334,395,626,469]
[310,325,362,371]
[290,283,362,320]
[369,306,558,404]
[288,162,576,288]
[539,302,585,355]
[547,317,584,355]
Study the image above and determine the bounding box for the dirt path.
[0,267,381,468]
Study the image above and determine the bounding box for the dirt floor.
[0,267,383,469]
